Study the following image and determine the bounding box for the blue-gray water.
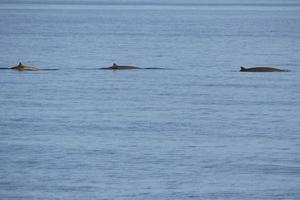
[0,1,300,199]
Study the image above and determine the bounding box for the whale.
[11,62,40,71]
[100,63,142,70]
[240,66,289,72]
[0,62,59,71]
[99,63,164,70]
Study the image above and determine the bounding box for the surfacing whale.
[11,62,39,71]
[0,62,59,71]
[240,66,289,72]
[105,63,141,70]
[100,63,164,70]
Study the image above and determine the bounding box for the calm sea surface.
[0,1,300,199]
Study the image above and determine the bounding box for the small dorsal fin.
[240,66,245,71]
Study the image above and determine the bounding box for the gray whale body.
[240,66,289,72]
[100,63,141,70]
[100,63,164,70]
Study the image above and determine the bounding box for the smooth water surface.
[0,1,300,199]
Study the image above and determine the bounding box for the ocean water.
[0,1,300,199]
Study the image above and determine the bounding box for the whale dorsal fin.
[240,66,245,71]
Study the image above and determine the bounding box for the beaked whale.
[11,62,40,71]
[240,66,289,72]
[100,63,141,70]
[100,63,164,70]
[0,62,59,71]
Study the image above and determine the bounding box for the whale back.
[112,63,140,70]
[240,66,289,72]
[99,63,141,70]
[11,63,39,71]
[113,65,140,70]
